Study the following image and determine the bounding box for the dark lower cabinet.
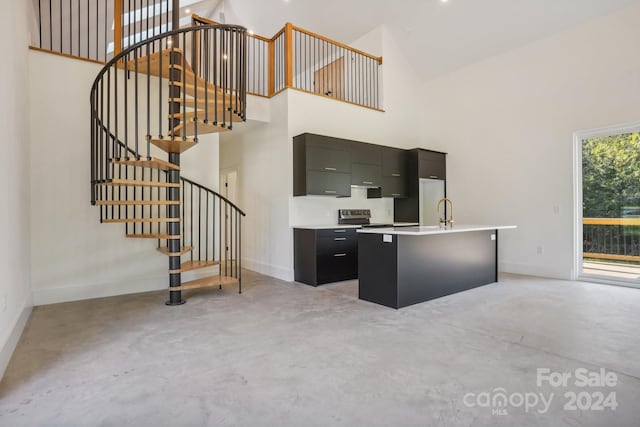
[294,228,358,286]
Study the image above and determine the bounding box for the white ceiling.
[182,0,640,80]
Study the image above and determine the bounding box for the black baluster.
[205,192,209,260]
[49,0,52,50]
[59,0,62,52]
[124,51,129,157]
[146,43,151,159]
[191,184,194,261]
[134,48,139,159]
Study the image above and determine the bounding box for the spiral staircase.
[90,25,247,305]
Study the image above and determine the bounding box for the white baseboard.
[500,260,571,280]
[32,265,246,306]
[242,257,293,281]
[33,275,168,306]
[1,304,32,381]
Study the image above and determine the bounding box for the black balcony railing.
[583,218,640,261]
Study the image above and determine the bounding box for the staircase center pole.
[166,0,185,306]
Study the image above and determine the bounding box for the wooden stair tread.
[150,137,198,153]
[168,97,228,108]
[169,80,236,99]
[112,157,180,171]
[127,234,181,239]
[123,48,192,79]
[172,121,230,137]
[169,275,238,291]
[99,179,179,188]
[102,217,180,223]
[169,260,221,273]
[169,109,242,123]
[95,200,180,206]
[157,246,193,256]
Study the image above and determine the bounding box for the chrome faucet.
[437,198,454,227]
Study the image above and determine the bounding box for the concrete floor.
[1,272,639,427]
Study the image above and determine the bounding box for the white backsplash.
[290,187,394,226]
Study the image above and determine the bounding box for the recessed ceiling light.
[185,8,191,14]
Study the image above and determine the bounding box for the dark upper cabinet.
[382,147,406,177]
[381,176,406,198]
[306,143,351,173]
[394,149,447,222]
[351,163,382,187]
[351,143,382,165]
[306,171,351,197]
[294,133,441,201]
[293,133,352,197]
[381,148,407,198]
[418,150,446,180]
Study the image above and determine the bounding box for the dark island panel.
[358,232,399,308]
[396,230,497,308]
[358,229,498,309]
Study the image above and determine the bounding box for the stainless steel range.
[338,209,393,228]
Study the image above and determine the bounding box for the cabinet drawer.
[306,171,351,197]
[351,163,382,186]
[317,235,357,255]
[307,145,351,173]
[317,228,358,238]
[317,252,358,284]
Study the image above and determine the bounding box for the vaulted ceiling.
[184,0,640,80]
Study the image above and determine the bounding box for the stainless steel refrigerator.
[419,178,445,226]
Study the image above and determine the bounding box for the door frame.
[573,121,640,288]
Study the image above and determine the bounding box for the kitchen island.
[357,225,516,309]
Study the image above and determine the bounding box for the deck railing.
[583,218,640,262]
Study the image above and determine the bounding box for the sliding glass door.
[577,126,640,286]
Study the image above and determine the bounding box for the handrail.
[107,136,245,216]
[192,14,271,42]
[191,14,383,108]
[90,24,246,97]
[90,22,247,300]
[583,217,640,262]
[290,24,383,64]
[583,218,640,226]
[91,23,247,203]
[181,176,246,217]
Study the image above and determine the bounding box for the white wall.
[220,94,291,279]
[221,25,430,281]
[0,0,33,378]
[29,50,220,305]
[421,4,640,279]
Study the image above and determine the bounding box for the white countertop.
[357,225,517,235]
[293,222,419,230]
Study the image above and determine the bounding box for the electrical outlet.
[1,294,6,313]
[553,205,560,215]
[537,246,544,255]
